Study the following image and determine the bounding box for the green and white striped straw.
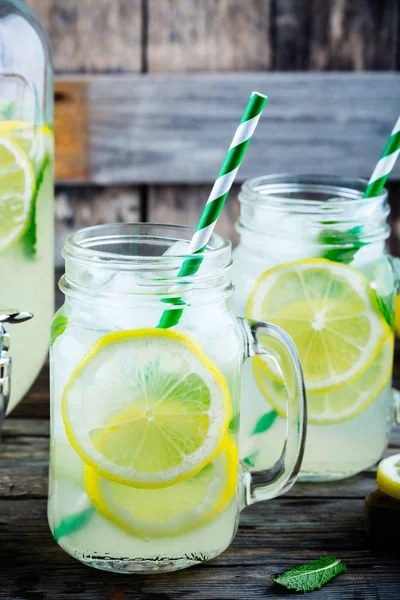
[364,115,400,198]
[158,91,268,329]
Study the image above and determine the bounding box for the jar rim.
[240,173,388,209]
[237,173,390,244]
[63,222,231,269]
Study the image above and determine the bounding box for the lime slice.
[0,136,35,253]
[247,259,390,392]
[85,435,238,538]
[254,334,393,424]
[377,454,400,500]
[63,329,232,489]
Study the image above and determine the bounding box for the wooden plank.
[308,0,399,70]
[147,0,272,72]
[273,0,311,70]
[26,0,142,73]
[148,185,240,246]
[54,73,400,184]
[55,80,90,182]
[0,497,399,599]
[2,419,49,437]
[54,185,141,268]
[274,0,399,70]
[12,365,50,420]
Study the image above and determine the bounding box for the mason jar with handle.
[0,0,54,421]
[48,223,307,573]
[231,174,398,482]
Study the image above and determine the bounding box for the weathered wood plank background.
[24,0,400,267]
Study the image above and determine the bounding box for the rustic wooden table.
[1,364,400,600]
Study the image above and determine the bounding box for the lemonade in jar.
[49,223,307,573]
[0,0,54,413]
[231,174,396,481]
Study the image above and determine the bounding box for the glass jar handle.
[239,318,307,505]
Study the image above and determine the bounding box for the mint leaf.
[51,315,68,346]
[320,226,366,264]
[54,505,94,542]
[243,451,259,468]
[252,410,278,434]
[320,226,393,328]
[228,414,240,434]
[21,154,51,259]
[274,556,346,592]
[375,293,394,329]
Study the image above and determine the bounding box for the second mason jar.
[231,174,396,482]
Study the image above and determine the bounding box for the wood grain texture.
[55,80,90,182]
[274,0,399,71]
[148,185,240,246]
[2,361,400,597]
[26,0,142,73]
[54,73,400,184]
[309,0,399,71]
[147,0,272,72]
[0,495,400,598]
[54,186,141,267]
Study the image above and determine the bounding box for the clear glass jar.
[49,223,307,573]
[0,0,54,413]
[231,174,397,482]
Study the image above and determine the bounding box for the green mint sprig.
[21,154,51,259]
[320,225,393,328]
[274,556,346,592]
[320,225,366,264]
[51,314,68,346]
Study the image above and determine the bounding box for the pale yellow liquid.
[232,238,395,481]
[0,131,54,411]
[49,306,242,573]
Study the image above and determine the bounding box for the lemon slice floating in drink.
[0,135,35,254]
[63,329,232,489]
[247,259,391,394]
[254,333,393,424]
[84,435,238,537]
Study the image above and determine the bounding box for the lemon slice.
[247,259,390,392]
[0,136,35,253]
[0,120,53,170]
[377,454,400,500]
[254,334,393,424]
[85,435,238,538]
[63,329,232,489]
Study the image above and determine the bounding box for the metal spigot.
[0,310,33,438]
